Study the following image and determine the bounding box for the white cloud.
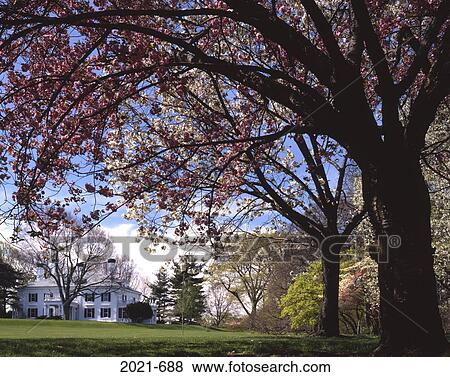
[100,223,173,282]
[0,222,14,244]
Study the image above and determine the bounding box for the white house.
[14,260,156,324]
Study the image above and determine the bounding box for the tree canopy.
[1,0,446,232]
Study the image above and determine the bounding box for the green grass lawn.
[0,319,378,356]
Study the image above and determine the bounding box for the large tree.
[18,213,135,319]
[0,0,449,354]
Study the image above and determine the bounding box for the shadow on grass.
[0,336,379,357]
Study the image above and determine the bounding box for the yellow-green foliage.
[280,261,323,331]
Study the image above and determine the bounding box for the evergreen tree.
[148,266,171,323]
[0,258,24,317]
[170,256,206,323]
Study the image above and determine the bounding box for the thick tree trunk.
[63,302,71,320]
[363,156,449,355]
[319,239,341,337]
[319,257,340,336]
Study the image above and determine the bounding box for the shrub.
[280,261,323,333]
[125,302,153,323]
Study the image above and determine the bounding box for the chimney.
[107,258,116,278]
[48,258,58,276]
[36,263,45,281]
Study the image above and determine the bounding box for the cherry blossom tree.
[0,0,449,354]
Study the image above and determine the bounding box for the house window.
[28,293,38,302]
[84,308,95,318]
[85,293,95,302]
[121,294,127,302]
[118,307,127,319]
[27,308,38,318]
[44,293,53,300]
[101,292,111,302]
[100,308,111,318]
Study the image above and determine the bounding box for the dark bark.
[363,154,449,355]
[319,234,347,337]
[63,301,71,320]
[319,258,340,336]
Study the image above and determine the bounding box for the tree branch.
[397,0,450,95]
[350,0,394,94]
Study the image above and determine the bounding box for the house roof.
[20,278,142,295]
[25,278,56,287]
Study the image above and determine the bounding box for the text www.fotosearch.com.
[191,360,331,373]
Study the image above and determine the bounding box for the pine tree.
[170,256,206,324]
[148,266,171,323]
[0,258,24,317]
